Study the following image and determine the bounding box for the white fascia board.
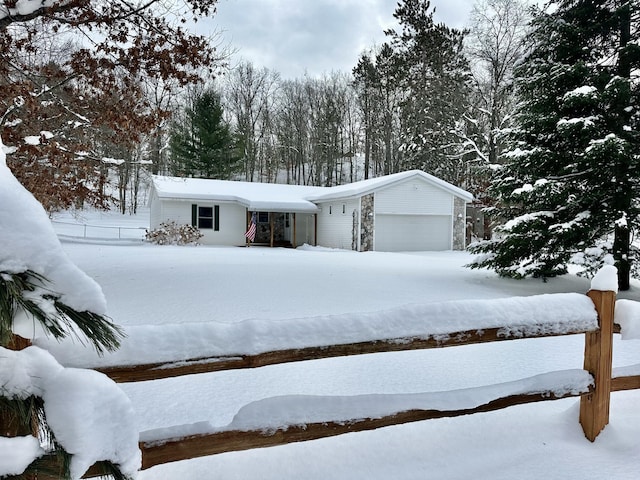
[309,170,473,203]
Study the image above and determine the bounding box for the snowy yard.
[47,209,640,479]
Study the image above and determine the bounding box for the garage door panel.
[375,214,451,251]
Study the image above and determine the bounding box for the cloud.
[203,0,474,79]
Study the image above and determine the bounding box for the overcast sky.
[202,0,477,79]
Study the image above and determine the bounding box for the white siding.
[376,178,453,215]
[375,214,452,251]
[149,190,162,230]
[157,199,191,226]
[200,202,246,245]
[316,199,359,250]
[153,199,246,246]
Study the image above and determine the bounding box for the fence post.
[580,289,615,441]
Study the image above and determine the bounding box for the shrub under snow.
[145,221,203,246]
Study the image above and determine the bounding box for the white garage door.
[375,214,451,251]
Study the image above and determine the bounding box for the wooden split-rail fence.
[6,288,640,477]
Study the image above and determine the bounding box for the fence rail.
[98,289,639,472]
[140,386,588,470]
[98,323,601,383]
[7,288,640,478]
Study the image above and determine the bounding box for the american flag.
[245,212,257,242]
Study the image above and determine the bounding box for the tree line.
[163,0,529,198]
[1,0,530,214]
[2,0,638,289]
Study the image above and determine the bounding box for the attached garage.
[309,170,473,252]
[375,214,452,251]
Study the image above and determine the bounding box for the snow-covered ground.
[48,208,640,479]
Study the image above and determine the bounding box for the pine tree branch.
[0,270,124,354]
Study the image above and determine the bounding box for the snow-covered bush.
[571,240,615,279]
[571,239,639,281]
[145,221,203,246]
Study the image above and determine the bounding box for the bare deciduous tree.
[225,61,279,181]
[465,0,530,167]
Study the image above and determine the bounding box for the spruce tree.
[468,0,640,289]
[385,0,471,183]
[170,89,240,179]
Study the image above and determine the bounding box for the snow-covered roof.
[307,170,473,202]
[151,170,473,212]
[151,177,325,213]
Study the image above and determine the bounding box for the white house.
[149,170,473,252]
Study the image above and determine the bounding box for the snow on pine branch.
[0,436,44,477]
[511,178,549,195]
[562,85,598,101]
[556,116,599,130]
[0,137,107,315]
[0,346,140,479]
[550,211,591,232]
[500,211,555,231]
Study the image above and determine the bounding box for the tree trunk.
[614,225,631,291]
[614,2,632,291]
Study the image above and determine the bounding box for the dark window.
[198,206,213,229]
[192,204,219,230]
[258,211,269,223]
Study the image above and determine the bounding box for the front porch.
[246,211,317,248]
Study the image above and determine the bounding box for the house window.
[329,205,332,215]
[198,206,214,229]
[342,204,346,214]
[258,212,269,223]
[192,204,219,230]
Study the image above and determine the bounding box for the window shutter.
[191,204,197,226]
[214,205,220,231]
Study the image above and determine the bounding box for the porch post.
[270,213,274,247]
[314,214,318,246]
[293,213,297,248]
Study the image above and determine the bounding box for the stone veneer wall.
[453,197,466,250]
[352,209,358,251]
[360,193,374,252]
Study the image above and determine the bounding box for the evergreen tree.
[170,89,240,179]
[1,137,127,478]
[469,0,640,289]
[385,0,472,184]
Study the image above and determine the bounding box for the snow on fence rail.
[9,289,640,476]
[132,290,638,469]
